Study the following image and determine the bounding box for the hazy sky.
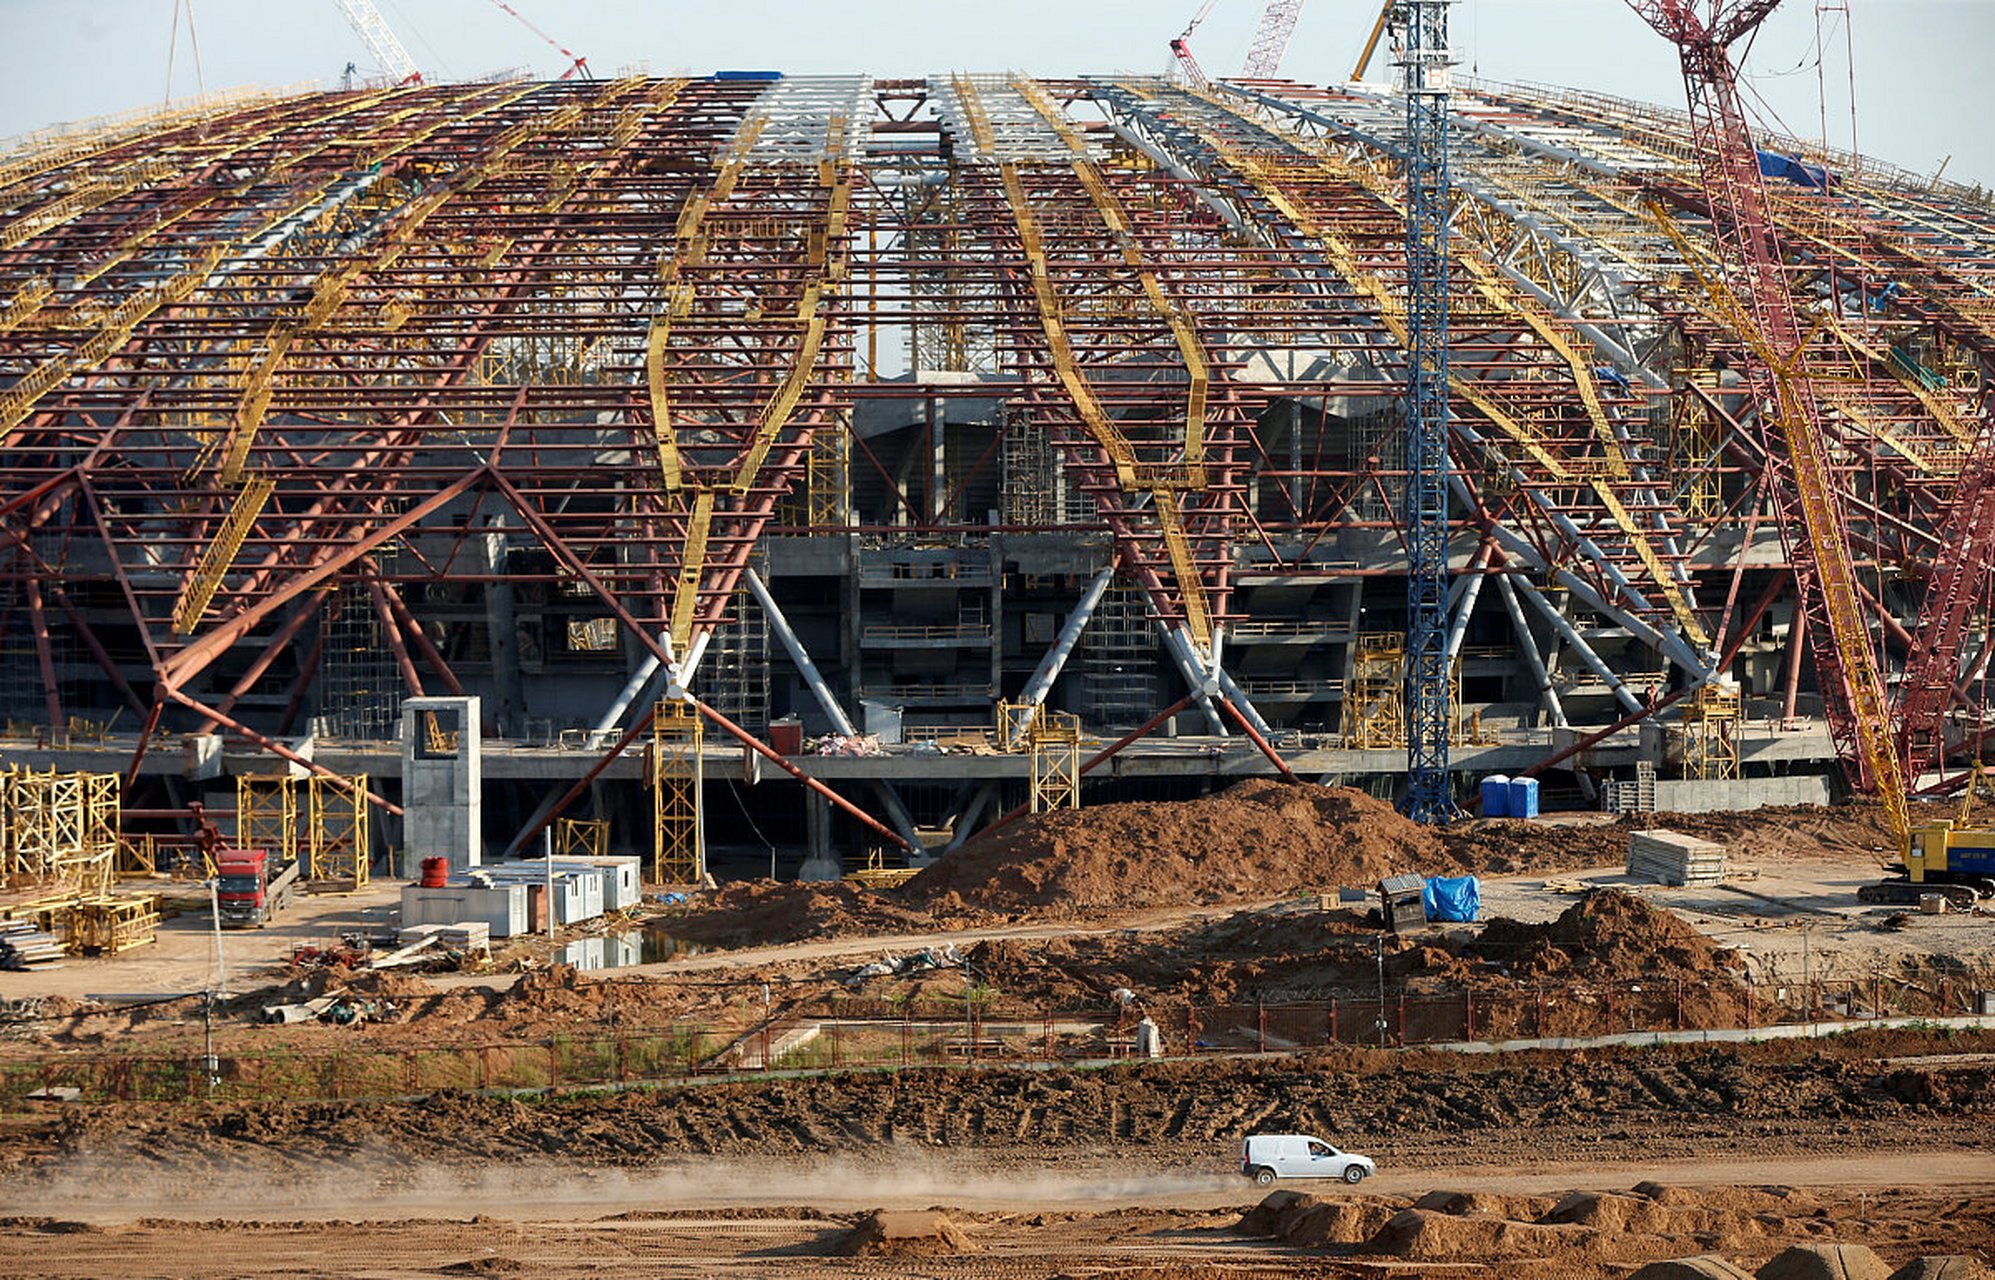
[0,1,1988,187]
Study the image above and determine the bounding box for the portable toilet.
[1508,775,1541,819]
[1480,774,1511,818]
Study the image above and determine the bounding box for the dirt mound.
[906,779,1446,915]
[1758,1244,1893,1280]
[1368,1206,1598,1259]
[1631,1260,1757,1280]
[1889,1260,1993,1280]
[1475,889,1743,981]
[831,1209,977,1257]
[1236,1191,1402,1247]
[667,880,937,948]
[1414,1189,1561,1221]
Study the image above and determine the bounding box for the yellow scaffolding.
[651,700,705,886]
[68,893,160,956]
[5,768,118,897]
[1680,683,1743,781]
[307,774,370,889]
[236,774,298,863]
[1343,633,1408,749]
[1028,711,1084,814]
[554,816,610,859]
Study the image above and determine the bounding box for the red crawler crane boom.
[484,0,591,80]
[1896,405,1995,782]
[1621,1,1907,832]
[1171,0,1221,91]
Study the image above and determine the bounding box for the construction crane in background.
[331,0,422,86]
[1399,0,1457,822]
[1625,0,1896,802]
[1240,0,1307,78]
[1170,0,1221,91]
[483,0,591,81]
[1351,0,1397,80]
[1895,409,1995,785]
[1627,0,1994,904]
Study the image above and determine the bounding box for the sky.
[0,0,1988,188]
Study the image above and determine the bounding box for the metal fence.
[2,974,1985,1110]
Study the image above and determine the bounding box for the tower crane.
[1170,0,1221,91]
[331,0,422,86]
[1240,0,1306,79]
[1399,0,1457,822]
[1626,0,1994,904]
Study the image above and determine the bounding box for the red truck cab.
[215,848,297,928]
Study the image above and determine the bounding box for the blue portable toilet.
[1508,775,1541,819]
[1480,774,1511,817]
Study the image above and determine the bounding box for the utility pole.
[1375,933,1388,1048]
[1400,0,1460,823]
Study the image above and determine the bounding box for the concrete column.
[400,695,483,876]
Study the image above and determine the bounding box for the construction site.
[0,0,1992,1276]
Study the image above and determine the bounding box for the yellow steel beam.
[172,474,277,634]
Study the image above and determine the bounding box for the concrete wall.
[1653,775,1833,813]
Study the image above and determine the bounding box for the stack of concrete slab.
[438,922,489,954]
[0,921,65,968]
[1627,829,1727,886]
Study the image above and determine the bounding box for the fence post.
[1536,984,1545,1038]
[1329,999,1338,1045]
[1396,993,1405,1046]
[1043,1008,1054,1061]
[1257,1002,1266,1054]
[1463,990,1473,1040]
[1186,1005,1198,1055]
[1674,978,1684,1031]
[1745,979,1755,1029]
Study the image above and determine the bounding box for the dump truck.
[215,848,300,928]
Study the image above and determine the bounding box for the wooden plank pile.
[1627,829,1728,886]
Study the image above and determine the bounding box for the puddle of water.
[558,929,705,970]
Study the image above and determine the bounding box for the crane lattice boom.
[1624,0,1908,843]
[331,0,422,86]
[1240,0,1306,79]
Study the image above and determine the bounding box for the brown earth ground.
[1,783,1993,1276]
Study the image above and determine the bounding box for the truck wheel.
[1254,1167,1276,1187]
[1343,1165,1366,1184]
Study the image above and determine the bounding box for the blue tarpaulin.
[1422,875,1481,923]
[1756,150,1834,190]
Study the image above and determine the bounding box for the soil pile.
[664,880,939,948]
[905,780,1445,915]
[1759,1244,1893,1280]
[831,1209,977,1257]
[1475,889,1744,981]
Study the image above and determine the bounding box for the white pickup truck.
[1240,1133,1376,1186]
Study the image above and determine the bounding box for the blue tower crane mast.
[1400,0,1459,822]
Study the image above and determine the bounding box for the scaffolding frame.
[1680,682,1743,781]
[554,816,609,858]
[1028,710,1083,813]
[236,773,298,863]
[307,773,370,888]
[651,699,705,886]
[1343,632,1408,748]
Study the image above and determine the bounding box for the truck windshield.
[218,876,261,894]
